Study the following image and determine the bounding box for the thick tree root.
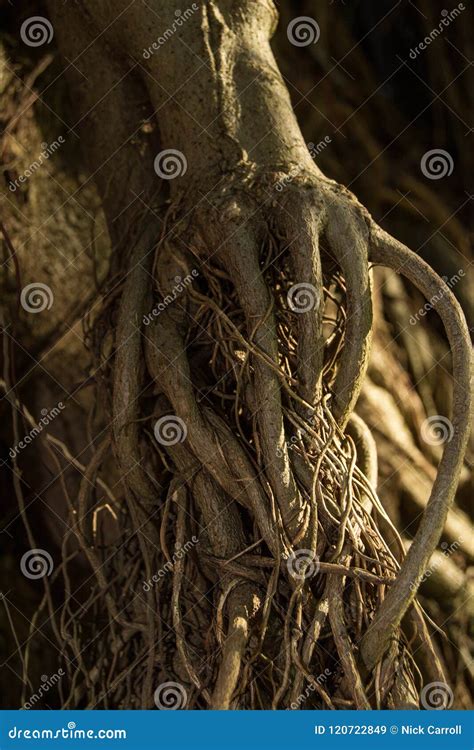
[11,0,470,707]
[360,226,472,670]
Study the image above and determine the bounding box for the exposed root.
[360,225,472,670]
[6,171,470,709]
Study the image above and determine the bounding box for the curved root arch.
[70,188,468,709]
[11,184,470,710]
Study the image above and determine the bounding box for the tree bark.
[2,0,470,709]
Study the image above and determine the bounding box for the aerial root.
[18,192,468,709]
[360,225,472,670]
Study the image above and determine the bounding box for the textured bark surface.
[1,0,472,710]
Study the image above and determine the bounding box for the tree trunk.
[1,0,471,710]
